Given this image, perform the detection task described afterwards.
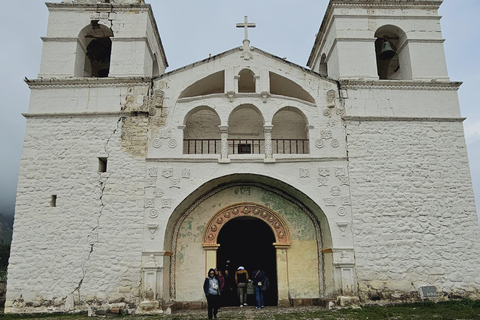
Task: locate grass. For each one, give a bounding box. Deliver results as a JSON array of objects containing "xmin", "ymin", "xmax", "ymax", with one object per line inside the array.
[{"xmin": 0, "ymin": 300, "xmax": 480, "ymax": 320}]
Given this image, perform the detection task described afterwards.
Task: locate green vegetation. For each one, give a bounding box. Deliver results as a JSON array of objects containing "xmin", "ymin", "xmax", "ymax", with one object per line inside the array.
[
  {"xmin": 1, "ymin": 300, "xmax": 480, "ymax": 319},
  {"xmin": 0, "ymin": 241, "xmax": 10, "ymax": 281}
]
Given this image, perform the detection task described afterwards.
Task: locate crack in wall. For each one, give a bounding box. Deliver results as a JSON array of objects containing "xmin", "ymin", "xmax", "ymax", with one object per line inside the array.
[{"xmin": 71, "ymin": 117, "xmax": 123, "ymax": 298}]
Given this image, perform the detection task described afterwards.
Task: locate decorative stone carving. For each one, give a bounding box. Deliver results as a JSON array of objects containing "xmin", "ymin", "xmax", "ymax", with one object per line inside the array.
[
  {"xmin": 168, "ymin": 139, "xmax": 177, "ymax": 149},
  {"xmin": 326, "ymin": 89, "xmax": 336, "ymax": 108},
  {"xmin": 327, "ymin": 119, "xmax": 337, "ymax": 128},
  {"xmin": 160, "ymin": 129, "xmax": 172, "ymax": 139},
  {"xmin": 337, "ymin": 207, "xmax": 347, "ymax": 216},
  {"xmin": 336, "ymin": 108, "xmax": 345, "ymax": 116},
  {"xmin": 315, "ymin": 139, "xmax": 324, "ymax": 148},
  {"xmin": 299, "ymin": 168, "xmax": 309, "ymax": 178},
  {"xmin": 341, "ymin": 196, "xmax": 352, "ymax": 206},
  {"xmin": 149, "ymin": 209, "xmax": 159, "ymax": 218},
  {"xmin": 337, "ymin": 222, "xmax": 349, "ymax": 237},
  {"xmin": 170, "ymin": 178, "xmax": 181, "ymax": 189},
  {"xmin": 318, "ymin": 167, "xmax": 330, "ymax": 177},
  {"xmin": 161, "ymin": 198, "xmax": 172, "ymax": 208},
  {"xmin": 334, "ymin": 167, "xmax": 346, "ymax": 177},
  {"xmin": 182, "ymin": 169, "xmax": 190, "ymax": 179},
  {"xmin": 145, "ymin": 198, "xmax": 155, "ymax": 208},
  {"xmin": 323, "ymin": 109, "xmax": 331, "ymax": 117},
  {"xmin": 324, "ymin": 198, "xmax": 335, "ymax": 206},
  {"xmin": 162, "ymin": 168, "xmax": 173, "ymax": 178},
  {"xmin": 331, "ymin": 186, "xmax": 341, "ymax": 196},
  {"xmin": 338, "ymin": 175, "xmax": 350, "ymax": 186},
  {"xmin": 146, "ymin": 176, "xmax": 157, "ymax": 187},
  {"xmin": 152, "ymin": 139, "xmax": 162, "ymax": 148},
  {"xmin": 153, "ymin": 90, "xmax": 164, "ymax": 108},
  {"xmin": 147, "ymin": 224, "xmax": 158, "ymax": 239},
  {"xmin": 203, "ymin": 203, "xmax": 291, "ymax": 247},
  {"xmin": 331, "ymin": 139, "xmax": 340, "ymax": 148},
  {"xmin": 148, "ymin": 167, "xmax": 158, "ymax": 177},
  {"xmin": 318, "ymin": 177, "xmax": 328, "ymax": 187},
  {"xmin": 154, "ymin": 188, "xmax": 164, "ymax": 198},
  {"xmin": 321, "ymin": 130, "xmax": 332, "ymax": 140}
]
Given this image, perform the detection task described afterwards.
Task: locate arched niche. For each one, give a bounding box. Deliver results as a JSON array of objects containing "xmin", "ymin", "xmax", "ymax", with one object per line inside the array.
[
  {"xmin": 271, "ymin": 107, "xmax": 309, "ymax": 154},
  {"xmin": 228, "ymin": 104, "xmax": 264, "ymax": 154},
  {"xmin": 164, "ymin": 175, "xmax": 334, "ymax": 304},
  {"xmin": 183, "ymin": 106, "xmax": 221, "ymax": 154},
  {"xmin": 269, "ymin": 72, "xmax": 315, "ymax": 103},
  {"xmin": 238, "ymin": 68, "xmax": 256, "ymax": 93},
  {"xmin": 375, "ymin": 25, "xmax": 411, "ymax": 80},
  {"xmin": 75, "ymin": 21, "xmax": 113, "ymax": 77},
  {"xmin": 179, "ymin": 71, "xmax": 225, "ymax": 98}
]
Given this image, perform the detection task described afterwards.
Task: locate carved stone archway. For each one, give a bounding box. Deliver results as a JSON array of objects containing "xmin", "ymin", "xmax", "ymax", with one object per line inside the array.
[
  {"xmin": 202, "ymin": 202, "xmax": 292, "ymax": 306},
  {"xmin": 202, "ymin": 202, "xmax": 291, "ymax": 247}
]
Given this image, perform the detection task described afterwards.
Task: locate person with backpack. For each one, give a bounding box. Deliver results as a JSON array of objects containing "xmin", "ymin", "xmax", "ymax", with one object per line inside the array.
[{"xmin": 235, "ymin": 266, "xmax": 249, "ymax": 307}]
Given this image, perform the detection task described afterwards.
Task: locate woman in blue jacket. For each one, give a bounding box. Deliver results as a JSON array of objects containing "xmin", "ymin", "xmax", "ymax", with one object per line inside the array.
[{"xmin": 203, "ymin": 268, "xmax": 221, "ymax": 319}]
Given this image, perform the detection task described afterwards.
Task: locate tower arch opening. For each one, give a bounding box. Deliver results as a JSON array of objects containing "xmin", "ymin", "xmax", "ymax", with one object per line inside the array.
[
  {"xmin": 374, "ymin": 25, "xmax": 411, "ymax": 80},
  {"xmin": 75, "ymin": 21, "xmax": 113, "ymax": 77}
]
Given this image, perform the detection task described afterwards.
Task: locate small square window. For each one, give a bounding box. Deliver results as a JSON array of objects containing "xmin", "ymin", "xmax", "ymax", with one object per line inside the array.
[
  {"xmin": 51, "ymin": 195, "xmax": 57, "ymax": 207},
  {"xmin": 238, "ymin": 144, "xmax": 251, "ymax": 154},
  {"xmin": 98, "ymin": 157, "xmax": 108, "ymax": 173}
]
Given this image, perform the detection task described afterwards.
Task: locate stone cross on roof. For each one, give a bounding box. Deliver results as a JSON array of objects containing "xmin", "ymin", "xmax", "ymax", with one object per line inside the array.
[{"xmin": 236, "ymin": 16, "xmax": 256, "ymax": 43}]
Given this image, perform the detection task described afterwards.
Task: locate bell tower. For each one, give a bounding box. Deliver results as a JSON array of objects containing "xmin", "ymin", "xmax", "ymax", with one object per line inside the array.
[
  {"xmin": 307, "ymin": 0, "xmax": 448, "ymax": 81},
  {"xmin": 39, "ymin": 0, "xmax": 167, "ymax": 78}
]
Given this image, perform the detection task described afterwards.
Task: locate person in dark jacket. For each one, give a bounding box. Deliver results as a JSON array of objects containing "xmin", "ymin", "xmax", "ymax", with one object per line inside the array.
[
  {"xmin": 203, "ymin": 268, "xmax": 221, "ymax": 319},
  {"xmin": 235, "ymin": 266, "xmax": 249, "ymax": 307},
  {"xmin": 252, "ymin": 268, "xmax": 266, "ymax": 309}
]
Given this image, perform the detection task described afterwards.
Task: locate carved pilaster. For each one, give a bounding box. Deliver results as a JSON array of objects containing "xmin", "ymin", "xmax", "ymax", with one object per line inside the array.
[
  {"xmin": 264, "ymin": 125, "xmax": 274, "ymax": 161},
  {"xmin": 219, "ymin": 125, "xmax": 230, "ymax": 163}
]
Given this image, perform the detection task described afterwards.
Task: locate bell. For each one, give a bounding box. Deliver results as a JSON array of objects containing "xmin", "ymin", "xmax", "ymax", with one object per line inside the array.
[{"xmin": 379, "ymin": 39, "xmax": 396, "ymax": 60}]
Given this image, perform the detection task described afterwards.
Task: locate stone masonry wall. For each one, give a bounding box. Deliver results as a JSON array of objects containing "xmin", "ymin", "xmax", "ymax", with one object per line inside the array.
[
  {"xmin": 346, "ymin": 120, "xmax": 480, "ymax": 301},
  {"xmin": 6, "ymin": 115, "xmax": 147, "ymax": 313}
]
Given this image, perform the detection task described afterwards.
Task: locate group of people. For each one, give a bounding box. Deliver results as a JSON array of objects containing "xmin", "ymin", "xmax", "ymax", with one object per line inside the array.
[{"xmin": 203, "ymin": 266, "xmax": 269, "ymax": 319}]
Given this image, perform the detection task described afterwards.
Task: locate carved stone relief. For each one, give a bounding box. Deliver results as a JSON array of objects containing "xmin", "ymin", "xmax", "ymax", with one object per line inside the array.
[
  {"xmin": 299, "ymin": 168, "xmax": 309, "ymax": 178},
  {"xmin": 182, "ymin": 169, "xmax": 191, "ymax": 179},
  {"xmin": 162, "ymin": 168, "xmax": 173, "ymax": 178},
  {"xmin": 203, "ymin": 203, "xmax": 291, "ymax": 247}
]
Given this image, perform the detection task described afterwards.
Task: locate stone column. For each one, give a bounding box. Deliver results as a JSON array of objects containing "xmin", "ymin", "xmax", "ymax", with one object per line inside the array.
[
  {"xmin": 204, "ymin": 244, "xmax": 220, "ymax": 275},
  {"xmin": 264, "ymin": 125, "xmax": 274, "ymax": 162},
  {"xmin": 218, "ymin": 125, "xmax": 230, "ymax": 163},
  {"xmin": 332, "ymin": 250, "xmax": 357, "ymax": 295},
  {"xmin": 275, "ymin": 244, "xmax": 290, "ymax": 306}
]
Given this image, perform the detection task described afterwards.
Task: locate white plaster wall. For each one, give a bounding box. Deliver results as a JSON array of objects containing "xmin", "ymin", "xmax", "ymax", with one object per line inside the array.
[
  {"xmin": 347, "ymin": 120, "xmax": 480, "ymax": 298},
  {"xmin": 6, "ymin": 115, "xmax": 146, "ymax": 311},
  {"xmin": 343, "ymin": 85, "xmax": 462, "ymax": 119}
]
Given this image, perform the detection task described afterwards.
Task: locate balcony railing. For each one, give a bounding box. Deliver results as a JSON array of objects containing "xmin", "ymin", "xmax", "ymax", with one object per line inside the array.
[
  {"xmin": 272, "ymin": 139, "xmax": 309, "ymax": 154},
  {"xmin": 183, "ymin": 139, "xmax": 221, "ymax": 154},
  {"xmin": 183, "ymin": 139, "xmax": 309, "ymax": 155}
]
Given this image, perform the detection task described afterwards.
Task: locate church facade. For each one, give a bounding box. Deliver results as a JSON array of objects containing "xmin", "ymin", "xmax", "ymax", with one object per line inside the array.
[{"xmin": 6, "ymin": 0, "xmax": 480, "ymax": 314}]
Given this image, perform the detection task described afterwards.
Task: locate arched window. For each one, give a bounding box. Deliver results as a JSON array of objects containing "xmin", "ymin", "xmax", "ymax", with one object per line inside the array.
[
  {"xmin": 238, "ymin": 69, "xmax": 256, "ymax": 93},
  {"xmin": 374, "ymin": 25, "xmax": 411, "ymax": 80},
  {"xmin": 75, "ymin": 21, "xmax": 113, "ymax": 77},
  {"xmin": 228, "ymin": 104, "xmax": 264, "ymax": 154},
  {"xmin": 272, "ymin": 108, "xmax": 309, "ymax": 154},
  {"xmin": 183, "ymin": 107, "xmax": 221, "ymax": 154}
]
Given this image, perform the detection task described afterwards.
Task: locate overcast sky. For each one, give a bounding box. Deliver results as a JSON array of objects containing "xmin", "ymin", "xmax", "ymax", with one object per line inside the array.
[{"xmin": 0, "ymin": 1, "xmax": 478, "ymax": 223}]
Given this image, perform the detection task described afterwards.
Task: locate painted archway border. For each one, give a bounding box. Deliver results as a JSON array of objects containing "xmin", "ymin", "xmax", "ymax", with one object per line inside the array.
[{"xmin": 202, "ymin": 202, "xmax": 291, "ymax": 247}]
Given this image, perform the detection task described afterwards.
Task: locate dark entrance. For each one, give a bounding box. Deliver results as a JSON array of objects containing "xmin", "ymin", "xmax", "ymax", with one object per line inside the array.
[{"xmin": 217, "ymin": 217, "xmax": 278, "ymax": 306}]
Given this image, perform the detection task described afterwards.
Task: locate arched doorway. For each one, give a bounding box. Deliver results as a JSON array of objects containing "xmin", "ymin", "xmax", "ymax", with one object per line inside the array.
[{"xmin": 217, "ymin": 217, "xmax": 278, "ymax": 306}]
